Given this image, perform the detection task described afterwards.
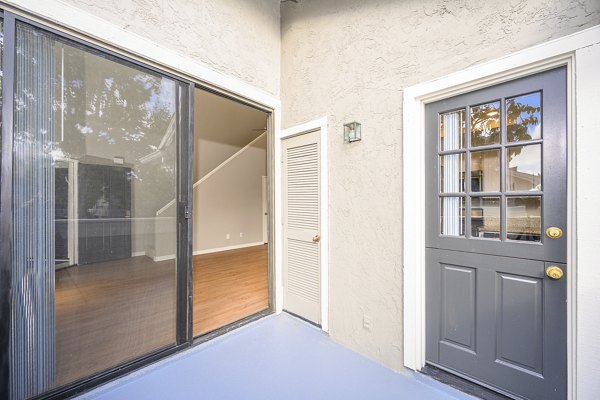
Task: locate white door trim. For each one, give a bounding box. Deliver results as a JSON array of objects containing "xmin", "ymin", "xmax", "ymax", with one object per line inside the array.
[
  {"xmin": 403, "ymin": 24, "xmax": 600, "ymax": 400},
  {"xmin": 277, "ymin": 117, "xmax": 329, "ymax": 332}
]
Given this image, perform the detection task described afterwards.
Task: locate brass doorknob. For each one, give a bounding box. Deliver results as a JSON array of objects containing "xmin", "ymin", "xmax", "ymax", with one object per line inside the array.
[
  {"xmin": 545, "ymin": 227, "xmax": 563, "ymax": 239},
  {"xmin": 546, "ymin": 266, "xmax": 564, "ymax": 280},
  {"xmin": 312, "ymin": 234, "xmax": 320, "ymax": 243}
]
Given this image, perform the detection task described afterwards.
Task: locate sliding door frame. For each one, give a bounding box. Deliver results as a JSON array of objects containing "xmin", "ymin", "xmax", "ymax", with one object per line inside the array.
[
  {"xmin": 190, "ymin": 84, "xmax": 276, "ymax": 344},
  {"xmin": 0, "ymin": 10, "xmax": 195, "ymax": 400},
  {"xmin": 179, "ymin": 83, "xmax": 195, "ymax": 345}
]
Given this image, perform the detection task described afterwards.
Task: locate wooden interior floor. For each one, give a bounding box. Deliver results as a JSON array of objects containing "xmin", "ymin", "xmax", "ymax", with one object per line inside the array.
[
  {"xmin": 55, "ymin": 244, "xmax": 268, "ymax": 387},
  {"xmin": 193, "ymin": 245, "xmax": 269, "ymax": 336}
]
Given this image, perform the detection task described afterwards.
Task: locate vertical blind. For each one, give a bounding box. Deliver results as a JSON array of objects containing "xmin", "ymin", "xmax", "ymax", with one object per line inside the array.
[
  {"xmin": 442, "ymin": 112, "xmax": 462, "ymax": 236},
  {"xmin": 11, "ymin": 23, "xmax": 57, "ymax": 399}
]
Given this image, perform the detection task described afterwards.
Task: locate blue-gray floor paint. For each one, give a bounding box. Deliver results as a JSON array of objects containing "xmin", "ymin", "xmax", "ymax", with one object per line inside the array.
[{"xmin": 79, "ymin": 313, "xmax": 473, "ymax": 399}]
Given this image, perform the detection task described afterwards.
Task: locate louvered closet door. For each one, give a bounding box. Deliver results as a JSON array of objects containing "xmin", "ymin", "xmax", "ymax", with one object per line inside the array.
[{"xmin": 282, "ymin": 129, "xmax": 321, "ymax": 324}]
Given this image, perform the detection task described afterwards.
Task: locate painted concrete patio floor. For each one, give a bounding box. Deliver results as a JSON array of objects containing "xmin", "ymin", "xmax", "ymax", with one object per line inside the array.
[{"xmin": 79, "ymin": 313, "xmax": 474, "ymax": 400}]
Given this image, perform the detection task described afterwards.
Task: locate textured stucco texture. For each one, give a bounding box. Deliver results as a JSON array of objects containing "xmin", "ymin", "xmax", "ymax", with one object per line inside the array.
[
  {"xmin": 61, "ymin": 0, "xmax": 281, "ymax": 96},
  {"xmin": 281, "ymin": 0, "xmax": 600, "ymax": 372}
]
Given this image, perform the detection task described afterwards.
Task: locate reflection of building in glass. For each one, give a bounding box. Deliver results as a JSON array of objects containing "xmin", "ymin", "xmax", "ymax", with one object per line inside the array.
[{"xmin": 507, "ymin": 166, "xmax": 542, "ymax": 191}]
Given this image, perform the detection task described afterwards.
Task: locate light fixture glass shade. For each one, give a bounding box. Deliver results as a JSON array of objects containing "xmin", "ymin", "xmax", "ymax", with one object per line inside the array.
[{"xmin": 344, "ymin": 122, "xmax": 361, "ymax": 142}]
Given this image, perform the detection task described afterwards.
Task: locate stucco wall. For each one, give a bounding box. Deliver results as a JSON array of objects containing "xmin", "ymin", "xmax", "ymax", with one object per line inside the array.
[
  {"xmin": 281, "ymin": 0, "xmax": 600, "ymax": 372},
  {"xmin": 58, "ymin": 0, "xmax": 281, "ymax": 96}
]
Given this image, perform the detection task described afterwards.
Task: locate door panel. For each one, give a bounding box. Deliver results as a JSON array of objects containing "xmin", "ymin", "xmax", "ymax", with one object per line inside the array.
[
  {"xmin": 440, "ymin": 265, "xmax": 476, "ymax": 351},
  {"xmin": 427, "ymin": 249, "xmax": 567, "ymax": 399},
  {"xmin": 496, "ymin": 272, "xmax": 543, "ymax": 375},
  {"xmin": 425, "ymin": 67, "xmax": 567, "ymax": 400},
  {"xmin": 283, "ymin": 130, "xmax": 321, "ymax": 324}
]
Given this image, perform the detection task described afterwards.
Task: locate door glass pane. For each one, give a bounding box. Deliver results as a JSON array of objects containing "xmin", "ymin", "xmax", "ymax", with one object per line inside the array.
[
  {"xmin": 440, "ymin": 197, "xmax": 465, "ymax": 236},
  {"xmin": 470, "ymin": 101, "xmax": 500, "ymax": 147},
  {"xmin": 506, "ymin": 196, "xmax": 542, "ymax": 241},
  {"xmin": 440, "ymin": 153, "xmax": 465, "ymax": 193},
  {"xmin": 440, "ymin": 109, "xmax": 465, "ymax": 151},
  {"xmin": 506, "ymin": 144, "xmax": 542, "ymax": 192},
  {"xmin": 11, "ymin": 22, "xmax": 182, "ymax": 395},
  {"xmin": 470, "ymin": 149, "xmax": 500, "ymax": 192},
  {"xmin": 507, "ymin": 92, "xmax": 541, "ymax": 142},
  {"xmin": 471, "ymin": 196, "xmax": 500, "ymax": 239}
]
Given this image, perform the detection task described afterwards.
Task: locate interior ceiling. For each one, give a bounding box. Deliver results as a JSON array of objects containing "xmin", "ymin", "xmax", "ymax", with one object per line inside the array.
[{"xmin": 195, "ymin": 88, "xmax": 267, "ymax": 148}]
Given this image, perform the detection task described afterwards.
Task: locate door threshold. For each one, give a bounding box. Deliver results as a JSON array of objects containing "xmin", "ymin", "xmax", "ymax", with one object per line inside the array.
[
  {"xmin": 193, "ymin": 309, "xmax": 273, "ymax": 345},
  {"xmin": 283, "ymin": 310, "xmax": 321, "ymax": 329},
  {"xmin": 421, "ymin": 364, "xmax": 516, "ymax": 400}
]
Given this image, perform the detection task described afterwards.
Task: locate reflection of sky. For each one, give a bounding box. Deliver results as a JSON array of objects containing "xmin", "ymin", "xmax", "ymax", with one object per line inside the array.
[
  {"xmin": 509, "ymin": 145, "xmax": 540, "ymax": 175},
  {"xmin": 136, "ymin": 74, "xmax": 176, "ymax": 114},
  {"xmin": 509, "ymin": 92, "xmax": 541, "ymax": 138}
]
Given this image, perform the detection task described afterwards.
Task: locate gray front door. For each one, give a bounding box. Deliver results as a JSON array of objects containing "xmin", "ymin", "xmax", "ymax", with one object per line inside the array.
[{"xmin": 425, "ymin": 67, "xmax": 567, "ymax": 400}]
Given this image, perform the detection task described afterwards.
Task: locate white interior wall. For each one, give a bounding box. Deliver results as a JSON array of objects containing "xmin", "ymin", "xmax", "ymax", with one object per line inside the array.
[
  {"xmin": 194, "ymin": 90, "xmax": 268, "ymax": 181},
  {"xmin": 193, "ymin": 135, "xmax": 267, "ymax": 253},
  {"xmin": 192, "ymin": 89, "xmax": 268, "ymax": 253},
  {"xmin": 281, "ymin": 0, "xmax": 600, "ymax": 373}
]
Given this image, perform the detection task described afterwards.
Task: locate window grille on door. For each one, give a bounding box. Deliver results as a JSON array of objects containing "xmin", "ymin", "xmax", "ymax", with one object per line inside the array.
[{"xmin": 438, "ymin": 92, "xmax": 543, "ymax": 242}]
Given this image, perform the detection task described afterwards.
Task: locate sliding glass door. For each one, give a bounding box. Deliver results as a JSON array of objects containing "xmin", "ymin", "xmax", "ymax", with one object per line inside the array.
[{"xmin": 1, "ymin": 15, "xmax": 192, "ymax": 399}]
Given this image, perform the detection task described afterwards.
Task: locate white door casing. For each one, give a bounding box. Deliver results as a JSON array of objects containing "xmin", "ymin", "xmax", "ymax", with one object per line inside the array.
[
  {"xmin": 402, "ymin": 25, "xmax": 600, "ymax": 400},
  {"xmin": 262, "ymin": 175, "xmax": 268, "ymax": 244},
  {"xmin": 278, "ymin": 117, "xmax": 328, "ymax": 331}
]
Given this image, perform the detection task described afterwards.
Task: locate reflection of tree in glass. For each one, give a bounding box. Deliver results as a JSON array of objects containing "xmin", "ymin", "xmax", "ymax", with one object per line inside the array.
[
  {"xmin": 58, "ymin": 46, "xmax": 175, "ymax": 165},
  {"xmin": 13, "ymin": 27, "xmax": 179, "ymax": 219},
  {"xmin": 470, "ymin": 97, "xmax": 541, "ymax": 159},
  {"xmin": 54, "ymin": 45, "xmax": 178, "ymax": 215},
  {"xmin": 470, "ymin": 102, "xmax": 500, "ymax": 147},
  {"xmin": 506, "ymin": 95, "xmax": 541, "ymax": 156}
]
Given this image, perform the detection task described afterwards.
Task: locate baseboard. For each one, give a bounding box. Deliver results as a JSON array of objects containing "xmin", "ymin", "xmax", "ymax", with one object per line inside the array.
[
  {"xmin": 152, "ymin": 254, "xmax": 176, "ymax": 262},
  {"xmin": 133, "ymin": 242, "xmax": 265, "ymax": 261},
  {"xmin": 193, "ymin": 242, "xmax": 265, "ymax": 256}
]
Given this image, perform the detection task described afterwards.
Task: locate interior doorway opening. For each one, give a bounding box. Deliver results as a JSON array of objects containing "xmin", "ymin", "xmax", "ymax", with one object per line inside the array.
[{"xmin": 190, "ymin": 88, "xmax": 271, "ymax": 337}]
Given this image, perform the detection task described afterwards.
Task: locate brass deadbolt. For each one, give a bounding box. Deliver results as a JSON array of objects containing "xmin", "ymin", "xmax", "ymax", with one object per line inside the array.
[
  {"xmin": 546, "ymin": 266, "xmax": 564, "ymax": 280},
  {"xmin": 545, "ymin": 227, "xmax": 563, "ymax": 239},
  {"xmin": 312, "ymin": 234, "xmax": 321, "ymax": 243}
]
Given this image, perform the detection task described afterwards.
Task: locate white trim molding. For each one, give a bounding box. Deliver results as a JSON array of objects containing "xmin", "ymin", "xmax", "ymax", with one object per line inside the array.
[
  {"xmin": 402, "ymin": 25, "xmax": 600, "ymax": 400},
  {"xmin": 193, "ymin": 242, "xmax": 266, "ymax": 256},
  {"xmin": 277, "ymin": 117, "xmax": 329, "ymax": 332}
]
